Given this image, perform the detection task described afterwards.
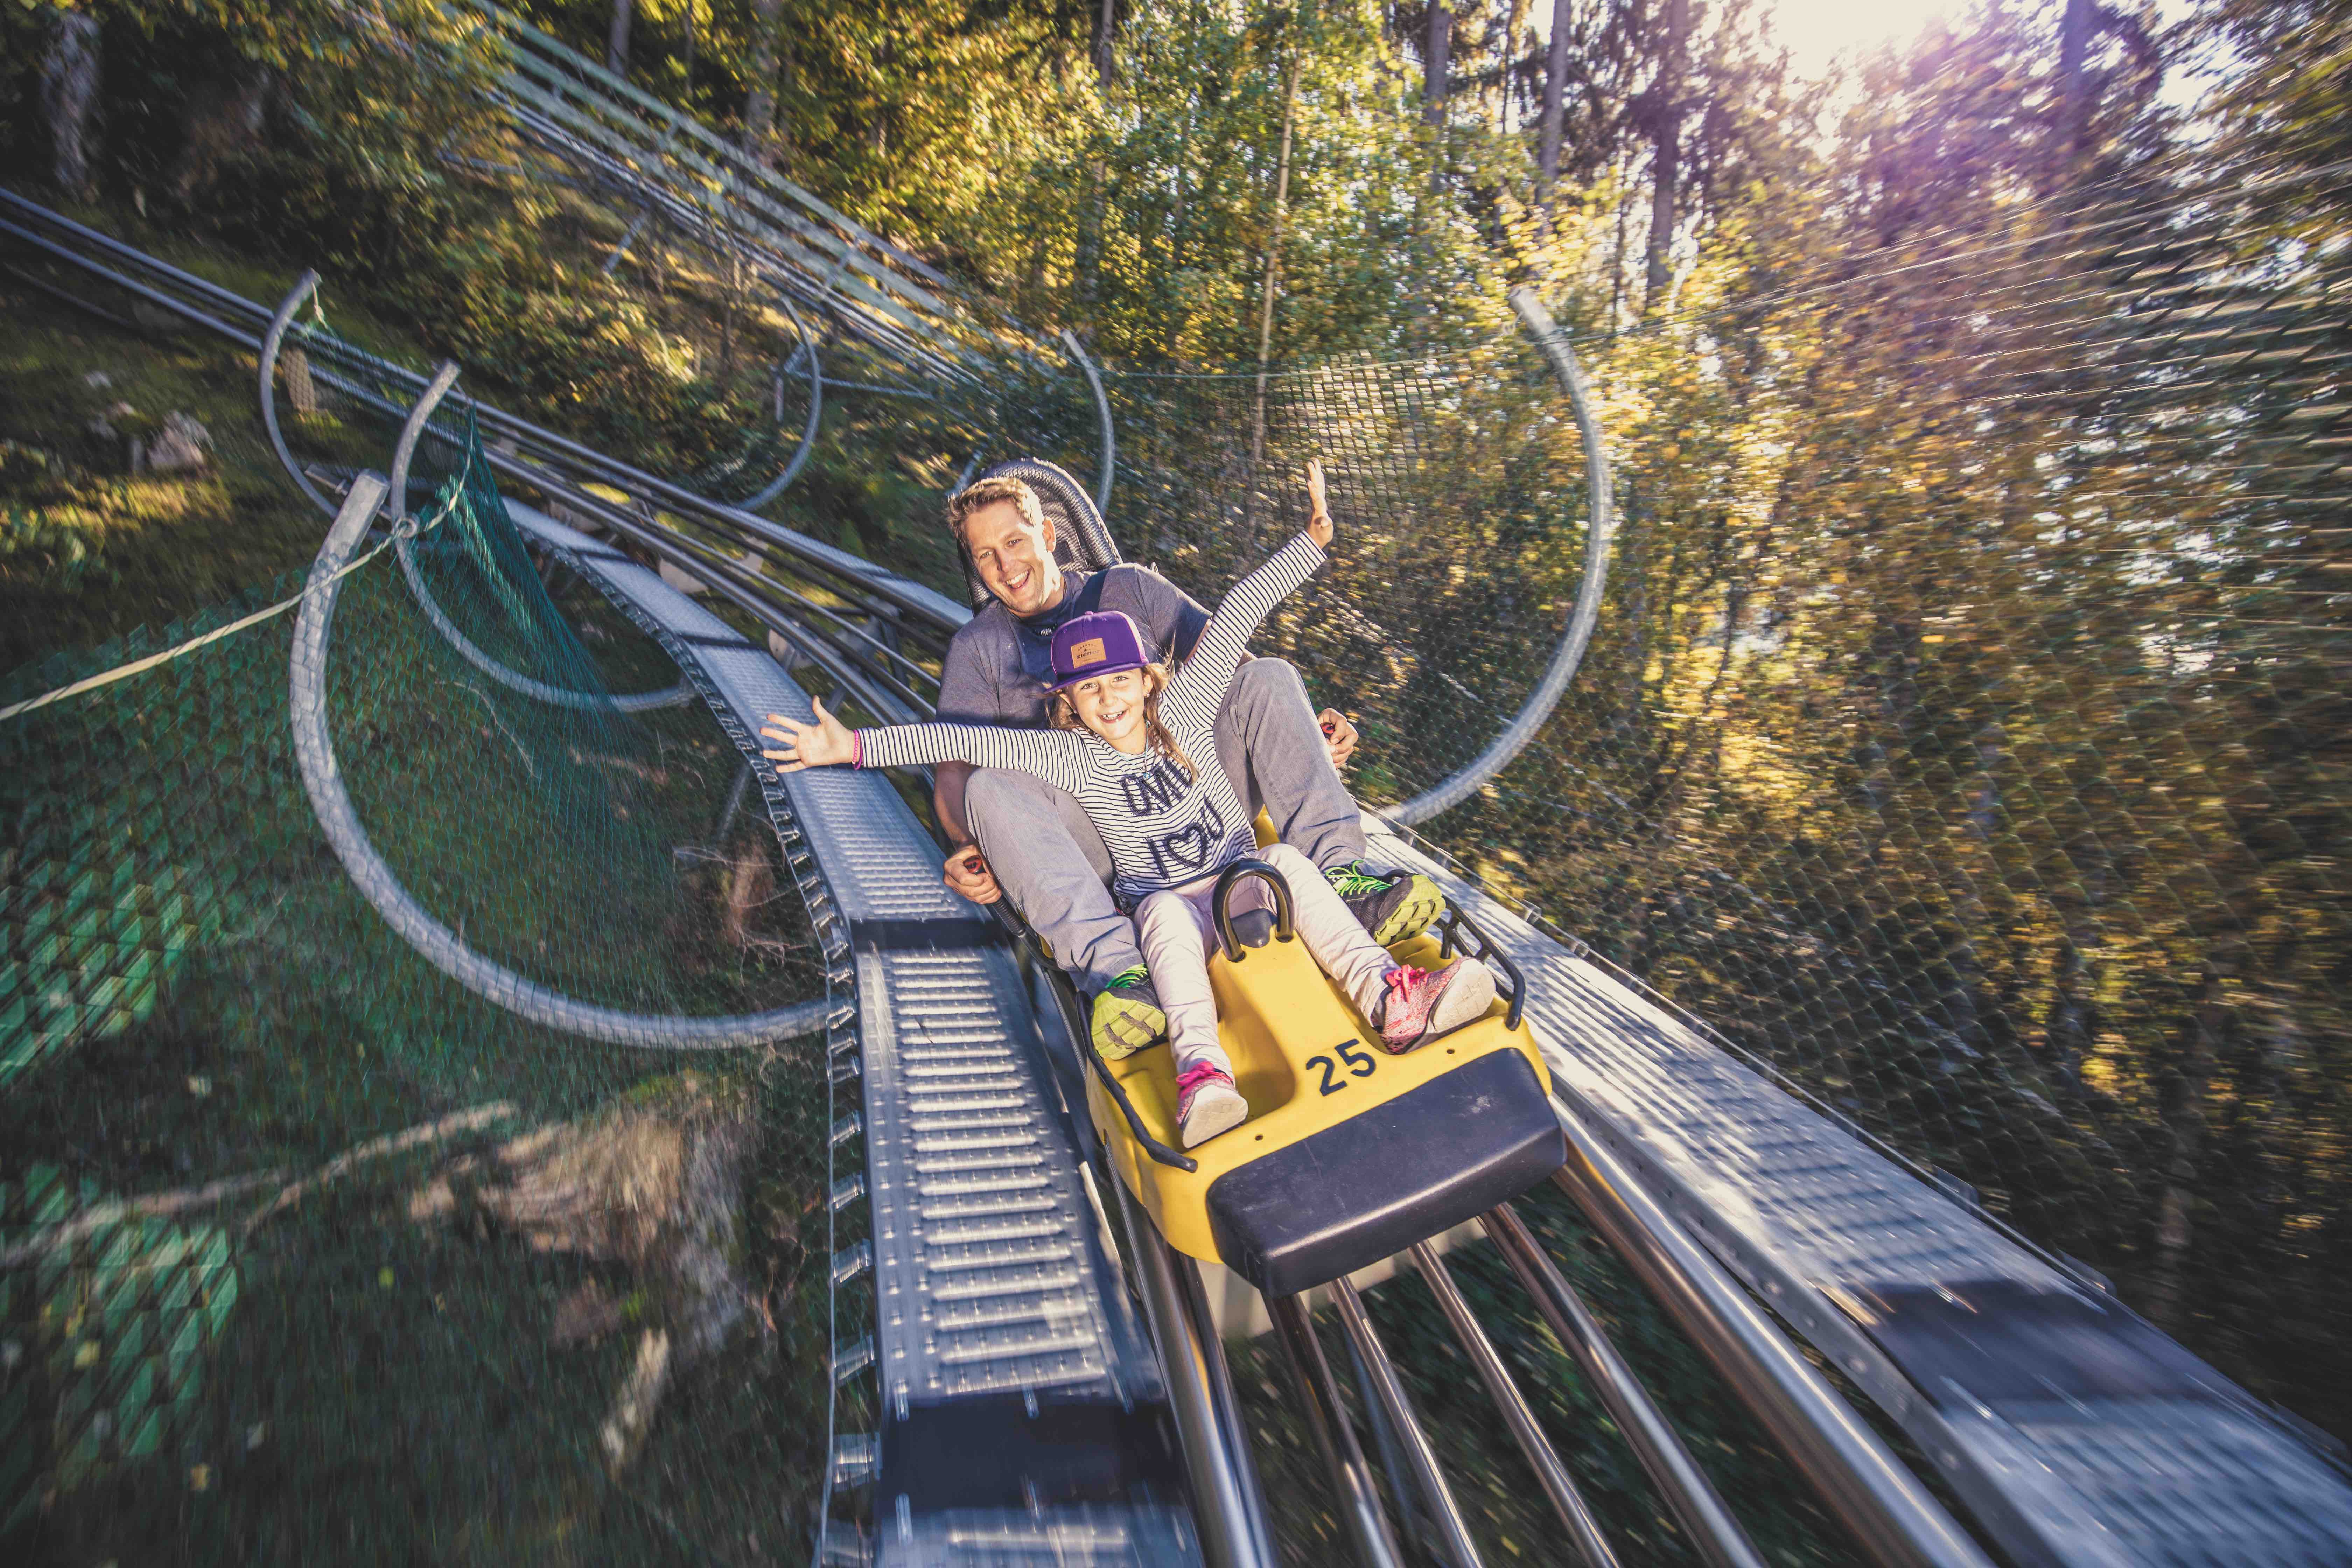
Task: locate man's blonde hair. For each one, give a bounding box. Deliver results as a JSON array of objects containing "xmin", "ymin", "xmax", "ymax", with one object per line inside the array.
[{"xmin": 947, "ymin": 475, "xmax": 1045, "ymax": 544}]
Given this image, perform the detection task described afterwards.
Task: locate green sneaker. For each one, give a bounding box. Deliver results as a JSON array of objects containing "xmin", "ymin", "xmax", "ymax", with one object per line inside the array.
[
  {"xmin": 1091, "ymin": 965, "xmax": 1166, "ymax": 1059},
  {"xmin": 1328, "ymin": 861, "xmax": 1443, "ymax": 946}
]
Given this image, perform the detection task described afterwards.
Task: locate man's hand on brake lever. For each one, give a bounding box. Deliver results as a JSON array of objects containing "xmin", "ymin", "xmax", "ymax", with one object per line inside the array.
[
  {"xmin": 943, "ymin": 845, "xmax": 1001, "ymax": 904},
  {"xmin": 1319, "ymin": 709, "xmax": 1359, "ymax": 770}
]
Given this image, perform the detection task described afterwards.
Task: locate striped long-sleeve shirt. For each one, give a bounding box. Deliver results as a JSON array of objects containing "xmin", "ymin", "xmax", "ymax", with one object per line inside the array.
[{"xmin": 858, "ymin": 532, "xmax": 1328, "ymax": 904}]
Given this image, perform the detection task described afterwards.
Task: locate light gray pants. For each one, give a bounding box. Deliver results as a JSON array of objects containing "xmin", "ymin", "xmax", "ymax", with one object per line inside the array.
[
  {"xmin": 964, "ymin": 658, "xmax": 1368, "ymax": 992},
  {"xmin": 1137, "ymin": 842, "xmax": 1395, "ymax": 1080}
]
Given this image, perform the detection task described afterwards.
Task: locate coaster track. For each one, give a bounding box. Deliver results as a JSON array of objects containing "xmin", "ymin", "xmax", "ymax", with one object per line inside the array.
[{"xmin": 9, "ymin": 165, "xmax": 2352, "ymax": 1568}]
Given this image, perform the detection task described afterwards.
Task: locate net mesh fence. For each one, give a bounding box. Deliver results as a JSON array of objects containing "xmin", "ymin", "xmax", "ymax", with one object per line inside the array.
[
  {"xmin": 0, "ymin": 408, "xmax": 842, "ymax": 1557},
  {"xmin": 8, "ymin": 64, "xmax": 2352, "ymax": 1556},
  {"xmin": 922, "ymin": 153, "xmax": 2352, "ymax": 1447}
]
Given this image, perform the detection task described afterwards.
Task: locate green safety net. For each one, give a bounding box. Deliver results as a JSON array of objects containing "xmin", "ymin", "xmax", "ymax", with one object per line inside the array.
[{"xmin": 0, "ymin": 407, "xmax": 839, "ymax": 1557}]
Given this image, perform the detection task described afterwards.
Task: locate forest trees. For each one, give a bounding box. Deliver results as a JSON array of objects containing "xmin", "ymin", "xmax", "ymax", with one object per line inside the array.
[{"xmin": 3, "ymin": 0, "xmax": 2346, "ymax": 1437}]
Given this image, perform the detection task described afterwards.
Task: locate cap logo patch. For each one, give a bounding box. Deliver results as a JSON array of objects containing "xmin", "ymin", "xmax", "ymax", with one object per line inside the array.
[{"xmin": 1070, "ymin": 637, "xmax": 1107, "ymax": 666}]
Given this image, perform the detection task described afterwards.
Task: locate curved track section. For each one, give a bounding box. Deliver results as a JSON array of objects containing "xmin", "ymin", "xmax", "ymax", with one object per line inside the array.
[
  {"xmin": 259, "ymin": 272, "xmax": 699, "ymax": 714},
  {"xmin": 22, "ymin": 188, "xmax": 2352, "ymax": 1567},
  {"xmin": 287, "ymin": 471, "xmax": 829, "ymax": 1049},
  {"xmin": 1385, "ymin": 286, "xmax": 1615, "ymax": 827}
]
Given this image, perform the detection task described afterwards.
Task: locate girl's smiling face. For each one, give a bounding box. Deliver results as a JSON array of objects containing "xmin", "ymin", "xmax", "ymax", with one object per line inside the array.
[{"xmin": 1065, "ymin": 667, "xmax": 1150, "ymax": 752}]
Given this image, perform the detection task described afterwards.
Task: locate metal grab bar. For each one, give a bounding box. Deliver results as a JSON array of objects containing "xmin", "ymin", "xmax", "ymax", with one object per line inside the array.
[{"xmin": 1213, "ymin": 858, "xmax": 1296, "ymax": 962}]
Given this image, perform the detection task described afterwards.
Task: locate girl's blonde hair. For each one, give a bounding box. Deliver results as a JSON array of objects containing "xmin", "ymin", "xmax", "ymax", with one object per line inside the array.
[{"xmin": 1052, "ymin": 663, "xmax": 1199, "ymax": 781}]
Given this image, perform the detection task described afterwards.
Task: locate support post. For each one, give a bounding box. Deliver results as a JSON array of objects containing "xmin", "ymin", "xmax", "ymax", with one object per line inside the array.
[{"xmin": 258, "ymin": 271, "xmax": 336, "ymax": 520}]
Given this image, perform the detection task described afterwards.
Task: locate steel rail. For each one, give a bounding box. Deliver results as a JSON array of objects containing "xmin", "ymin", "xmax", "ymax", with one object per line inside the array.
[
  {"xmin": 1330, "ymin": 1277, "xmax": 1484, "ymax": 1568},
  {"xmin": 467, "ymin": 0, "xmax": 967, "ymax": 300},
  {"xmin": 1061, "ymin": 327, "xmax": 1118, "ymax": 517},
  {"xmin": 257, "ymin": 269, "xmax": 341, "ymax": 518},
  {"xmin": 0, "ymin": 189, "xmax": 276, "ymax": 325},
  {"xmin": 254, "ymin": 333, "xmax": 934, "ymax": 714},
  {"xmin": 493, "ymin": 94, "xmax": 978, "ymax": 385},
  {"xmin": 0, "ymin": 215, "xmax": 262, "ymax": 349},
  {"xmin": 1479, "ymin": 1203, "xmax": 1768, "ymax": 1568},
  {"xmin": 1387, "ymin": 285, "xmax": 1616, "ymax": 825},
  {"xmin": 1267, "ymin": 1292, "xmax": 1408, "ymax": 1568},
  {"xmin": 0, "ymin": 190, "xmax": 969, "ymax": 635},
  {"xmin": 262, "ymin": 278, "xmax": 700, "ymax": 713},
  {"xmin": 288, "ymin": 456, "xmax": 827, "ymax": 1050},
  {"xmin": 1108, "ymin": 1169, "xmax": 1280, "ymax": 1568},
  {"xmin": 737, "ymin": 291, "xmax": 825, "ymax": 509},
  {"xmin": 1410, "ymin": 1240, "xmax": 1622, "ymax": 1568},
  {"xmin": 1547, "ymin": 1098, "xmax": 1996, "ymax": 1568},
  {"xmin": 257, "ymin": 315, "xmax": 908, "ymax": 710},
  {"xmin": 500, "ymin": 492, "xmax": 924, "ymax": 729}
]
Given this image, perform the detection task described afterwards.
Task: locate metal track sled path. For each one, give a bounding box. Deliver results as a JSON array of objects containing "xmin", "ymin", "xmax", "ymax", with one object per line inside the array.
[{"xmin": 9, "ymin": 77, "xmax": 2352, "ymax": 1568}]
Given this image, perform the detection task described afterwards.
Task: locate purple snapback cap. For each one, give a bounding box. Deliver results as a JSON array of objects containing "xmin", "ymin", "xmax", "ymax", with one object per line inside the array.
[{"xmin": 1050, "ymin": 610, "xmax": 1151, "ymax": 689}]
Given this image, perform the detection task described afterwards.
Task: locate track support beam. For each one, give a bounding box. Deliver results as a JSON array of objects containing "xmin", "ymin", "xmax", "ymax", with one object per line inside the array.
[
  {"xmin": 1268, "ymin": 1292, "xmax": 1407, "ymax": 1568},
  {"xmin": 1411, "ymin": 1239, "xmax": 1621, "ymax": 1568}
]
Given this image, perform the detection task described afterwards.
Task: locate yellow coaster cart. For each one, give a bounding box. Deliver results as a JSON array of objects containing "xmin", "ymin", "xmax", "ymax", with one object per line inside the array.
[{"xmin": 1076, "ymin": 854, "xmax": 1565, "ymax": 1300}]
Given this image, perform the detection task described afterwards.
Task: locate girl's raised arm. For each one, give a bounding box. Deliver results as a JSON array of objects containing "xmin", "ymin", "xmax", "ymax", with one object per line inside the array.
[{"xmin": 1163, "ymin": 460, "xmax": 1334, "ymax": 728}]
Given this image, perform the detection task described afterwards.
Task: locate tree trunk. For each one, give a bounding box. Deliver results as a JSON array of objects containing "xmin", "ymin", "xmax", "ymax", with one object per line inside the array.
[
  {"xmin": 1642, "ymin": 0, "xmax": 1689, "ymax": 314},
  {"xmin": 2147, "ymin": 967, "xmax": 2225, "ymax": 1330},
  {"xmin": 41, "ymin": 6, "xmax": 101, "ymax": 201},
  {"xmin": 1091, "ymin": 0, "xmax": 1118, "ymax": 83},
  {"xmin": 1414, "ymin": 2, "xmax": 1454, "ymax": 339},
  {"xmin": 743, "ymin": 0, "xmax": 784, "ymax": 164},
  {"xmin": 2056, "ymin": 0, "xmax": 2096, "ymax": 165},
  {"xmin": 607, "ymin": 0, "xmax": 635, "ymax": 78},
  {"xmin": 1535, "ymin": 0, "xmax": 1573, "ymax": 230},
  {"xmin": 1423, "ymin": 4, "xmax": 1453, "ymax": 128}
]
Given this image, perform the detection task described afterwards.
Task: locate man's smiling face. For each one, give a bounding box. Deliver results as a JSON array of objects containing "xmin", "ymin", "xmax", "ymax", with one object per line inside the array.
[{"xmin": 964, "ymin": 499, "xmax": 1063, "ymax": 617}]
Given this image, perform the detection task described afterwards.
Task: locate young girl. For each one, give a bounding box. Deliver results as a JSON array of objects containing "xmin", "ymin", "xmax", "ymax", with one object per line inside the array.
[{"xmin": 760, "ymin": 462, "xmax": 1495, "ymax": 1148}]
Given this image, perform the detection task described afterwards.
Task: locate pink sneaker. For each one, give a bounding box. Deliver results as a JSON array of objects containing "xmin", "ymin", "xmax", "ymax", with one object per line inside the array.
[
  {"xmin": 1377, "ymin": 959, "xmax": 1498, "ymax": 1052},
  {"xmin": 1176, "ymin": 1064, "xmax": 1249, "ymax": 1148}
]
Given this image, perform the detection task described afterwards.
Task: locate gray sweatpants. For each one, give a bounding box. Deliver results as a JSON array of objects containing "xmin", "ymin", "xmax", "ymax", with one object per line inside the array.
[
  {"xmin": 963, "ymin": 658, "xmax": 1369, "ymax": 992},
  {"xmin": 1138, "ymin": 842, "xmax": 1396, "ymax": 1081}
]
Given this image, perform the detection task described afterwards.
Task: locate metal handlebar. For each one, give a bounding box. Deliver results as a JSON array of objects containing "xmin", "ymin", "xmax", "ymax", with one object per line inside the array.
[{"xmin": 1213, "ymin": 858, "xmax": 1296, "ymax": 962}]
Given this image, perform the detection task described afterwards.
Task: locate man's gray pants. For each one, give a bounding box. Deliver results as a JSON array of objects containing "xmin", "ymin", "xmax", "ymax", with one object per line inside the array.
[{"xmin": 964, "ymin": 658, "xmax": 1368, "ymax": 994}]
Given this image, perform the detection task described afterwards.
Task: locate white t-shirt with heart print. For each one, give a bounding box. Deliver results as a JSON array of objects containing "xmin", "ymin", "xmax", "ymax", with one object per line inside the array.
[{"xmin": 854, "ymin": 532, "xmax": 1328, "ymax": 906}]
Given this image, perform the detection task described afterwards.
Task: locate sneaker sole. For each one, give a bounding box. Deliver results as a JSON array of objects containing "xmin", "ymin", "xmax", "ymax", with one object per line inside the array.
[
  {"xmin": 1093, "ymin": 996, "xmax": 1166, "ymax": 1059},
  {"xmin": 1426, "ymin": 960, "xmax": 1497, "ymax": 1036},
  {"xmin": 1370, "ymin": 876, "xmax": 1445, "ymax": 946},
  {"xmin": 1181, "ymin": 1085, "xmax": 1250, "ymax": 1148},
  {"xmin": 1380, "ymin": 960, "xmax": 1498, "ymax": 1052}
]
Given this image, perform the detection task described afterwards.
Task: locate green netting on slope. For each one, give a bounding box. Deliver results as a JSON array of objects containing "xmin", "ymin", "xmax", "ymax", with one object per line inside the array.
[{"xmin": 0, "ymin": 426, "xmax": 839, "ymax": 1559}]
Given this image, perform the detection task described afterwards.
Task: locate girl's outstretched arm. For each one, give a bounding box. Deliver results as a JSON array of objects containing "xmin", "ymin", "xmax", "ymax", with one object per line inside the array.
[{"xmin": 761, "ymin": 702, "xmax": 1090, "ymax": 795}]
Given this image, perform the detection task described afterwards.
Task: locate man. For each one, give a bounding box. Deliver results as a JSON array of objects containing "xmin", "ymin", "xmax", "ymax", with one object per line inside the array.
[{"xmin": 931, "ymin": 474, "xmax": 1442, "ymax": 1057}]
